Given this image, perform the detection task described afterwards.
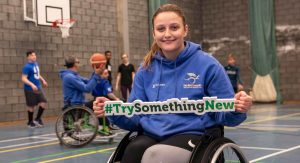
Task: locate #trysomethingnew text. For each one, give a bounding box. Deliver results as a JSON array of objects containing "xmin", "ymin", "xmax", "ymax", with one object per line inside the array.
[{"xmin": 104, "ymin": 97, "xmax": 235, "ymax": 117}]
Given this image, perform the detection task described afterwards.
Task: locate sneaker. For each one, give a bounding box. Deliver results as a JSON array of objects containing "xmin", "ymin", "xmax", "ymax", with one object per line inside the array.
[
  {"xmin": 109, "ymin": 124, "xmax": 119, "ymax": 130},
  {"xmin": 27, "ymin": 121, "xmax": 36, "ymax": 128},
  {"xmin": 34, "ymin": 119, "xmax": 44, "ymax": 127}
]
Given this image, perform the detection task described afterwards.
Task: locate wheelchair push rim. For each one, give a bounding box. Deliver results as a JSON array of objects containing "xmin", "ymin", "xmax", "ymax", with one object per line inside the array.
[{"xmin": 198, "ymin": 137, "xmax": 248, "ymax": 163}]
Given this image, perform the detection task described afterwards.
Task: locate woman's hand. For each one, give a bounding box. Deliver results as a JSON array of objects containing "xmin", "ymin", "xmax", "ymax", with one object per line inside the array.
[
  {"xmin": 234, "ymin": 91, "xmax": 252, "ymax": 113},
  {"xmin": 93, "ymin": 96, "xmax": 110, "ymax": 117}
]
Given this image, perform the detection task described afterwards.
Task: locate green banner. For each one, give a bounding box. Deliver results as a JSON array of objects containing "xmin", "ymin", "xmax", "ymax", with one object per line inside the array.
[{"xmin": 248, "ymin": 0, "xmax": 281, "ymax": 103}]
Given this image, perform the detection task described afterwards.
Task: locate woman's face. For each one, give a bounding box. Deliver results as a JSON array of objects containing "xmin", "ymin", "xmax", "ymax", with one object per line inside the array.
[
  {"xmin": 153, "ymin": 11, "xmax": 188, "ymax": 57},
  {"xmin": 121, "ymin": 54, "xmax": 129, "ymax": 63}
]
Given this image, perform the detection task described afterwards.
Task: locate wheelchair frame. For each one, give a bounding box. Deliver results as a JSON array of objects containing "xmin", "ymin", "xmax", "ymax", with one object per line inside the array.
[{"xmin": 55, "ymin": 105, "xmax": 117, "ymax": 148}]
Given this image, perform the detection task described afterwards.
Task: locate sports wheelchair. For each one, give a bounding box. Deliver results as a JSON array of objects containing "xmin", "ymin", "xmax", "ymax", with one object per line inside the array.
[
  {"xmin": 107, "ymin": 126, "xmax": 248, "ymax": 163},
  {"xmin": 55, "ymin": 105, "xmax": 117, "ymax": 147}
]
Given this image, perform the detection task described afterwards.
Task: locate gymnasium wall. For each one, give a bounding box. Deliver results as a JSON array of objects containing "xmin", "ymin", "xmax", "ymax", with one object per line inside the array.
[
  {"xmin": 197, "ymin": 0, "xmax": 300, "ymax": 102},
  {"xmin": 0, "ymin": 0, "xmax": 122, "ymax": 122}
]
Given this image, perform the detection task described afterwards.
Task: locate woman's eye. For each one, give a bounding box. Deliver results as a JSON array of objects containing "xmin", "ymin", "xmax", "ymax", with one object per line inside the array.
[
  {"xmin": 156, "ymin": 27, "xmax": 165, "ymax": 32},
  {"xmin": 170, "ymin": 26, "xmax": 179, "ymax": 31}
]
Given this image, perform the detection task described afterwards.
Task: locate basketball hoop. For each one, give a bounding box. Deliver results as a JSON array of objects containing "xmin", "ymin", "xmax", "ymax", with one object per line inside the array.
[{"xmin": 52, "ymin": 19, "xmax": 76, "ymax": 38}]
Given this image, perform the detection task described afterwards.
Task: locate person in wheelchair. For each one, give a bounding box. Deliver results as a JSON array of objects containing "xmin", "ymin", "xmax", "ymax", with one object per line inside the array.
[
  {"xmin": 59, "ymin": 55, "xmax": 105, "ymax": 108},
  {"xmin": 94, "ymin": 4, "xmax": 252, "ymax": 163}
]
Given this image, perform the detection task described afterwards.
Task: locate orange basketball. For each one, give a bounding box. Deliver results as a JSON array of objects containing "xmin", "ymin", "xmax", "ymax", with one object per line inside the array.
[{"xmin": 90, "ymin": 53, "xmax": 106, "ymax": 68}]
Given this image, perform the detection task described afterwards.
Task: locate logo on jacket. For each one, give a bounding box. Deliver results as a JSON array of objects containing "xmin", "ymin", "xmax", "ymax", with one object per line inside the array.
[
  {"xmin": 185, "ymin": 73, "xmax": 199, "ymax": 84},
  {"xmin": 184, "ymin": 73, "xmax": 202, "ymax": 89},
  {"xmin": 153, "ymin": 83, "xmax": 166, "ymax": 88}
]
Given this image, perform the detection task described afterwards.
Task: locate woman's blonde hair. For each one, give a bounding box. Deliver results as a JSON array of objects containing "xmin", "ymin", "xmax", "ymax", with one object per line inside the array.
[{"xmin": 143, "ymin": 4, "xmax": 186, "ymax": 68}]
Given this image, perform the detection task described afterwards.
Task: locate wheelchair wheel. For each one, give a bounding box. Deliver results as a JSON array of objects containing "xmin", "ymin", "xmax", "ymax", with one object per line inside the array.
[
  {"xmin": 211, "ymin": 142, "xmax": 247, "ymax": 163},
  {"xmin": 55, "ymin": 105, "xmax": 99, "ymax": 148},
  {"xmin": 200, "ymin": 137, "xmax": 248, "ymax": 163},
  {"xmin": 107, "ymin": 132, "xmax": 139, "ymax": 163}
]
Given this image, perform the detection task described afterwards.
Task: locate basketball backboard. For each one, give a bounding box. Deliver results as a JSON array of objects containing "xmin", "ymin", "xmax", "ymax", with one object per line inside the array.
[{"xmin": 23, "ymin": 0, "xmax": 71, "ymax": 26}]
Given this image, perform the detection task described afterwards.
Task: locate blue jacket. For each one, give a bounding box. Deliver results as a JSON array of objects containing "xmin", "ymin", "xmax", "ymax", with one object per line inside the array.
[
  {"xmin": 109, "ymin": 41, "xmax": 246, "ymax": 140},
  {"xmin": 59, "ymin": 70, "xmax": 101, "ymax": 105}
]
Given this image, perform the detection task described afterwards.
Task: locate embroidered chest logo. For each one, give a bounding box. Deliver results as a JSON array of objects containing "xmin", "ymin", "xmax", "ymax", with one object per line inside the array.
[
  {"xmin": 185, "ymin": 73, "xmax": 199, "ymax": 84},
  {"xmin": 184, "ymin": 73, "xmax": 202, "ymax": 89}
]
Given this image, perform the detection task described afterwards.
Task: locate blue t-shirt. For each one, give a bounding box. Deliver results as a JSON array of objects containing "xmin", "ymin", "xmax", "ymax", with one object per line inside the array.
[
  {"xmin": 92, "ymin": 79, "xmax": 113, "ymax": 97},
  {"xmin": 22, "ymin": 62, "xmax": 41, "ymax": 91}
]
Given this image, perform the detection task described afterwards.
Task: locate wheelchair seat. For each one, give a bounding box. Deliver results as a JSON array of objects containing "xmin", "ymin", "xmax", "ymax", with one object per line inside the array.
[{"xmin": 107, "ymin": 126, "xmax": 248, "ymax": 163}]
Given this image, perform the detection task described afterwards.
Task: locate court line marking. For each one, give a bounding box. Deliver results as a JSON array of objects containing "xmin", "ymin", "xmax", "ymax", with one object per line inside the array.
[
  {"xmin": 0, "ymin": 133, "xmax": 56, "ymax": 143},
  {"xmin": 249, "ymin": 145, "xmax": 300, "ymax": 163},
  {"xmin": 0, "ymin": 141, "xmax": 58, "ymax": 154},
  {"xmin": 0, "ymin": 139, "xmax": 57, "ymax": 150},
  {"xmin": 241, "ymin": 124, "xmax": 300, "ymax": 127},
  {"xmin": 11, "ymin": 146, "xmax": 109, "ymax": 163},
  {"xmin": 243, "ymin": 112, "xmax": 300, "ymax": 125},
  {"xmin": 37, "ymin": 147, "xmax": 116, "ymax": 163},
  {"xmin": 31, "ymin": 137, "xmax": 58, "ymax": 140},
  {"xmin": 240, "ymin": 146, "xmax": 284, "ymax": 151}
]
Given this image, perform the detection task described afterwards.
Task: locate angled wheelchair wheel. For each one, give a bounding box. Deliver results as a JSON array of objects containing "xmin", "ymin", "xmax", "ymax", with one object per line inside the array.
[
  {"xmin": 55, "ymin": 105, "xmax": 99, "ymax": 148},
  {"xmin": 210, "ymin": 142, "xmax": 248, "ymax": 163},
  {"xmin": 190, "ymin": 137, "xmax": 248, "ymax": 163},
  {"xmin": 107, "ymin": 132, "xmax": 140, "ymax": 163}
]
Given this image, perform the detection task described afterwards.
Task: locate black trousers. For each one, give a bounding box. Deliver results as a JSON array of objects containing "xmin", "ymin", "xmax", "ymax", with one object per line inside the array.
[{"xmin": 121, "ymin": 134, "xmax": 203, "ymax": 163}]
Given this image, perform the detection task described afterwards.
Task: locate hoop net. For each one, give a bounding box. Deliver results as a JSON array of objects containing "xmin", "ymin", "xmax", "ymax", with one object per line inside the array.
[{"xmin": 52, "ymin": 19, "xmax": 76, "ymax": 38}]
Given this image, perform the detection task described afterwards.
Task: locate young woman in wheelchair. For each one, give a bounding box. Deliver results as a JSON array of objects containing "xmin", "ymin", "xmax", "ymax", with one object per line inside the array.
[{"xmin": 93, "ymin": 4, "xmax": 252, "ymax": 163}]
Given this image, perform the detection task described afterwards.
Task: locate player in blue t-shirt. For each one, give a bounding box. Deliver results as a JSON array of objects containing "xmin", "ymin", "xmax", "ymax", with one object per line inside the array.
[
  {"xmin": 86, "ymin": 69, "xmax": 119, "ymax": 132},
  {"xmin": 92, "ymin": 69, "xmax": 119, "ymax": 100},
  {"xmin": 22, "ymin": 51, "xmax": 48, "ymax": 128}
]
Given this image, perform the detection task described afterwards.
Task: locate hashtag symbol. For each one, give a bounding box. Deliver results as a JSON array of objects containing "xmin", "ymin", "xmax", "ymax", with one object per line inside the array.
[{"xmin": 105, "ymin": 104, "xmax": 113, "ymax": 114}]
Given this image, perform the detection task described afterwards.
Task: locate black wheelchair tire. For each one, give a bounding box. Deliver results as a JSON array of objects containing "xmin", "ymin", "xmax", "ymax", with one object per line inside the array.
[{"xmin": 55, "ymin": 106, "xmax": 99, "ymax": 148}]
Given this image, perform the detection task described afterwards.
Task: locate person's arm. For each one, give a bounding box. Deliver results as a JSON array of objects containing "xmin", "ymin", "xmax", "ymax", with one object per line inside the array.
[
  {"xmin": 236, "ymin": 67, "xmax": 243, "ymax": 85},
  {"xmin": 107, "ymin": 93, "xmax": 119, "ymax": 101},
  {"xmin": 66, "ymin": 73, "xmax": 100, "ymax": 93},
  {"xmin": 132, "ymin": 72, "xmax": 135, "ymax": 83},
  {"xmin": 115, "ymin": 72, "xmax": 121, "ymax": 91},
  {"xmin": 39, "ymin": 75, "xmax": 48, "ymax": 88},
  {"xmin": 79, "ymin": 75, "xmax": 91, "ymax": 84},
  {"xmin": 103, "ymin": 80, "xmax": 120, "ymax": 101},
  {"xmin": 131, "ymin": 64, "xmax": 135, "ymax": 82},
  {"xmin": 236, "ymin": 67, "xmax": 244, "ymax": 91},
  {"xmin": 21, "ymin": 74, "xmax": 38, "ymax": 91}
]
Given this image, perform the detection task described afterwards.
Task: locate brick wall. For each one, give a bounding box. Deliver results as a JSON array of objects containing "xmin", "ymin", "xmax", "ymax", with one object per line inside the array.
[
  {"xmin": 197, "ymin": 0, "xmax": 300, "ymax": 102},
  {"xmin": 275, "ymin": 0, "xmax": 300, "ymax": 101},
  {"xmin": 0, "ymin": 0, "xmax": 121, "ymax": 122},
  {"xmin": 199, "ymin": 0, "xmax": 252, "ymax": 92},
  {"xmin": 168, "ymin": 0, "xmax": 203, "ymax": 43},
  {"xmin": 127, "ymin": 0, "xmax": 149, "ymax": 67}
]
